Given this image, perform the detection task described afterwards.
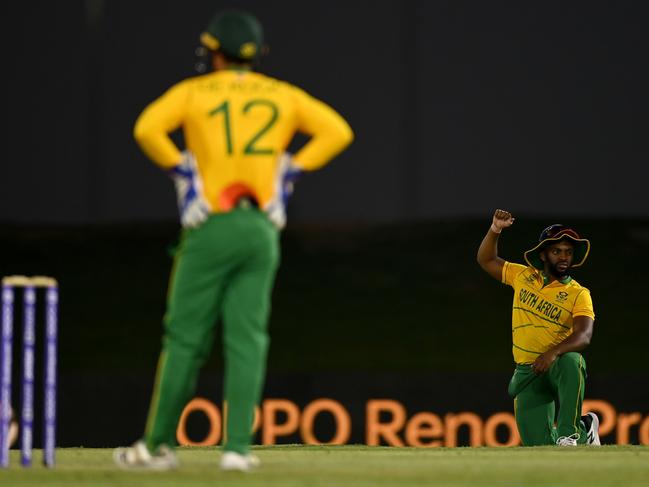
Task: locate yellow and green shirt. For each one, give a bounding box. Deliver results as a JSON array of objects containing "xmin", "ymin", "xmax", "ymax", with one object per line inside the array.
[
  {"xmin": 502, "ymin": 262, "xmax": 595, "ymax": 364},
  {"xmin": 134, "ymin": 69, "xmax": 353, "ymax": 211}
]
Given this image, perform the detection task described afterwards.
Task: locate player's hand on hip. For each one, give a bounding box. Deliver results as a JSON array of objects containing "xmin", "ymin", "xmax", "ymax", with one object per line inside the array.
[
  {"xmin": 266, "ymin": 152, "xmax": 302, "ymax": 229},
  {"xmin": 532, "ymin": 350, "xmax": 558, "ymax": 375},
  {"xmin": 491, "ymin": 209, "xmax": 515, "ymax": 234},
  {"xmin": 168, "ymin": 151, "xmax": 211, "ymax": 229}
]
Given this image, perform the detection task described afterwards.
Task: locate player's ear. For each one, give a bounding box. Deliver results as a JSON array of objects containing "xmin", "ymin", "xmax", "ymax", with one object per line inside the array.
[{"xmin": 539, "ymin": 250, "xmax": 547, "ymax": 263}]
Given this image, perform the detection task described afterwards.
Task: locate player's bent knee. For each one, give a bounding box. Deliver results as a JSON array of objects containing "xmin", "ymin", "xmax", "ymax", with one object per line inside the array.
[
  {"xmin": 557, "ymin": 352, "xmax": 582, "ymax": 367},
  {"xmin": 554, "ymin": 352, "xmax": 587, "ymax": 377}
]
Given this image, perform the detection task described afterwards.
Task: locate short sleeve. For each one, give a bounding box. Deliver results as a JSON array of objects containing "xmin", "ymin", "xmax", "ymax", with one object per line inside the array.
[
  {"xmin": 573, "ymin": 289, "xmax": 595, "ymax": 319},
  {"xmin": 502, "ymin": 262, "xmax": 527, "ymax": 286}
]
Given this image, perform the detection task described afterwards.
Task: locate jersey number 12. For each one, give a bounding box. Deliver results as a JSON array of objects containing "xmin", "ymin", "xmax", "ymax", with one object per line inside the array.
[{"xmin": 209, "ymin": 99, "xmax": 279, "ymax": 156}]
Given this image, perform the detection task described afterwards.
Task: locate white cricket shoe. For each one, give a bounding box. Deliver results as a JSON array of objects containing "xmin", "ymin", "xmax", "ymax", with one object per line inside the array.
[
  {"xmin": 556, "ymin": 433, "xmax": 580, "ymax": 446},
  {"xmin": 113, "ymin": 440, "xmax": 178, "ymax": 470},
  {"xmin": 582, "ymin": 412, "xmax": 601, "ymax": 446},
  {"xmin": 220, "ymin": 451, "xmax": 261, "ymax": 472}
]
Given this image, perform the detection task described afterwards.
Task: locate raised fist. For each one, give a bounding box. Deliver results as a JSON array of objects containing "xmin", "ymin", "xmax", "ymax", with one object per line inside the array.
[{"xmin": 491, "ymin": 209, "xmax": 515, "ymax": 233}]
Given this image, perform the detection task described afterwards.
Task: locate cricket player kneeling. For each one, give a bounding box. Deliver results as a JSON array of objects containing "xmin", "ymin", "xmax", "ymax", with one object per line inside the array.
[{"xmin": 477, "ymin": 210, "xmax": 601, "ymax": 447}]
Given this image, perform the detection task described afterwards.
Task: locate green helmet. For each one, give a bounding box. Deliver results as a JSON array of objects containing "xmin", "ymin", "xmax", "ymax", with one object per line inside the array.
[{"xmin": 200, "ymin": 10, "xmax": 264, "ymax": 61}]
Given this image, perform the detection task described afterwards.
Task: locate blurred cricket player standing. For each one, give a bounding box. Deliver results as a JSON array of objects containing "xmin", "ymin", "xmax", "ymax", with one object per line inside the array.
[
  {"xmin": 114, "ymin": 10, "xmax": 353, "ymax": 471},
  {"xmin": 477, "ymin": 209, "xmax": 601, "ymax": 446}
]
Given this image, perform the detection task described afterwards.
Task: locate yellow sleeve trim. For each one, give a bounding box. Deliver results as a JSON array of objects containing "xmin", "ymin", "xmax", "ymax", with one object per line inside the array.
[{"xmin": 573, "ymin": 312, "xmax": 595, "ymax": 319}]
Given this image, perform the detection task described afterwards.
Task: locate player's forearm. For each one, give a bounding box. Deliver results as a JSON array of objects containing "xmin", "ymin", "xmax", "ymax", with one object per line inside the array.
[
  {"xmin": 477, "ymin": 210, "xmax": 512, "ymax": 279},
  {"xmin": 550, "ymin": 317, "xmax": 594, "ymax": 356},
  {"xmin": 133, "ymin": 126, "xmax": 183, "ymax": 169},
  {"xmin": 549, "ymin": 331, "xmax": 592, "ymax": 356},
  {"xmin": 476, "ymin": 228, "xmax": 500, "ymax": 268},
  {"xmin": 293, "ymin": 124, "xmax": 354, "ymax": 171}
]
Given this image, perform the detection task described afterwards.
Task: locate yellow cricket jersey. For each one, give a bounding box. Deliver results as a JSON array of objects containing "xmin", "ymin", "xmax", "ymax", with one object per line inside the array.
[
  {"xmin": 502, "ymin": 262, "xmax": 595, "ymax": 365},
  {"xmin": 133, "ymin": 69, "xmax": 354, "ymax": 211}
]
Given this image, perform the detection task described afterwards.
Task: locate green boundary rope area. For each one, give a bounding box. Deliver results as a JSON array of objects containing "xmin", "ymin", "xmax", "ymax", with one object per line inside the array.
[{"xmin": 0, "ymin": 445, "xmax": 648, "ymax": 487}]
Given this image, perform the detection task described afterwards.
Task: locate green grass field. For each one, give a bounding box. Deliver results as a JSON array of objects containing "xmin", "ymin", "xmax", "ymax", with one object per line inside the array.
[{"xmin": 0, "ymin": 445, "xmax": 647, "ymax": 487}]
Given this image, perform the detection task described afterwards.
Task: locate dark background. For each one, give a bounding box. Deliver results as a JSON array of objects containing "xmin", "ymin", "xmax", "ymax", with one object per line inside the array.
[
  {"xmin": 2, "ymin": 0, "xmax": 649, "ymax": 223},
  {"xmin": 1, "ymin": 0, "xmax": 648, "ymax": 447}
]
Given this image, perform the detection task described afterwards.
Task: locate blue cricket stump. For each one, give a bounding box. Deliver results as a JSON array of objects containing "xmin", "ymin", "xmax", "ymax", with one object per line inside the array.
[
  {"xmin": 0, "ymin": 276, "xmax": 58, "ymax": 468},
  {"xmin": 43, "ymin": 285, "xmax": 58, "ymax": 467},
  {"xmin": 0, "ymin": 281, "xmax": 14, "ymax": 468}
]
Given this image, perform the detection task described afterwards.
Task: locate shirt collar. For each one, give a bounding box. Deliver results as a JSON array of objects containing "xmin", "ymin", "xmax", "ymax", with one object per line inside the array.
[{"xmin": 541, "ymin": 272, "xmax": 572, "ymax": 287}]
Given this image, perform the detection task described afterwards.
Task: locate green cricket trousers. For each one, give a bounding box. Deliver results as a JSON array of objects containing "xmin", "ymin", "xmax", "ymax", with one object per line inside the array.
[
  {"xmin": 509, "ymin": 352, "xmax": 589, "ymax": 445},
  {"xmin": 144, "ymin": 206, "xmax": 279, "ymax": 454}
]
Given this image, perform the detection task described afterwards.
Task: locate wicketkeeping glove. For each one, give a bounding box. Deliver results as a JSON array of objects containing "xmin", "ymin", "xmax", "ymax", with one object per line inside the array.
[
  {"xmin": 266, "ymin": 152, "xmax": 302, "ymax": 229},
  {"xmin": 167, "ymin": 151, "xmax": 211, "ymax": 229}
]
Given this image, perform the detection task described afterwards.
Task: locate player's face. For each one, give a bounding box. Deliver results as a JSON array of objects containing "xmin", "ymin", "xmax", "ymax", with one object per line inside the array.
[{"xmin": 540, "ymin": 241, "xmax": 574, "ymax": 277}]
